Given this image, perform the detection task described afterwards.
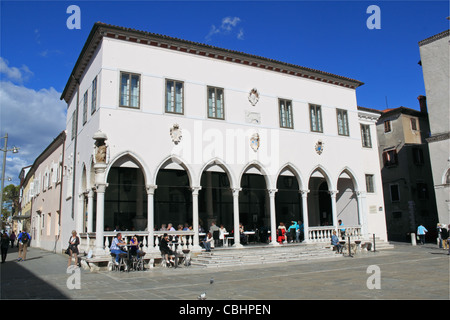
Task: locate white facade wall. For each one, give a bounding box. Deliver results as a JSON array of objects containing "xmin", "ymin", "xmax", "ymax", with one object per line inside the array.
[{"xmin": 61, "ymin": 27, "xmax": 388, "ymax": 248}]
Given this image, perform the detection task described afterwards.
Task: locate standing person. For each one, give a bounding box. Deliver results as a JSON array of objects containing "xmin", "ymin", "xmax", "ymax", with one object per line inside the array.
[
  {"xmin": 417, "ymin": 224, "xmax": 428, "ymax": 245},
  {"xmin": 1, "ymin": 232, "xmax": 10, "ymax": 263},
  {"xmin": 67, "ymin": 230, "xmax": 80, "ymax": 268},
  {"xmin": 17, "ymin": 230, "xmax": 31, "ymax": 262},
  {"xmin": 288, "ymin": 221, "xmax": 298, "ymax": 243},
  {"xmin": 441, "ymin": 225, "xmax": 449, "ymax": 250},
  {"xmin": 437, "ymin": 224, "xmax": 443, "ymax": 248},
  {"xmin": 298, "ymin": 221, "xmax": 304, "ymax": 242},
  {"xmin": 218, "ymin": 224, "xmax": 227, "ymax": 247},
  {"xmin": 338, "ymin": 220, "xmax": 346, "ymax": 239},
  {"xmin": 9, "ymin": 231, "xmax": 16, "ymax": 248}
]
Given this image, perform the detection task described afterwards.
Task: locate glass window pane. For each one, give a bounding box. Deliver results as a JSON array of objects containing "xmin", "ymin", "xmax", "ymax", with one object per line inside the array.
[
  {"xmin": 121, "ymin": 74, "xmax": 129, "ymax": 106},
  {"xmin": 166, "ymin": 81, "xmax": 174, "ymax": 112},
  {"xmin": 216, "ymin": 88, "xmax": 223, "ymax": 118},
  {"xmin": 130, "ymin": 75, "xmax": 139, "ymax": 108},
  {"xmin": 175, "ymin": 82, "xmax": 183, "ymax": 113}
]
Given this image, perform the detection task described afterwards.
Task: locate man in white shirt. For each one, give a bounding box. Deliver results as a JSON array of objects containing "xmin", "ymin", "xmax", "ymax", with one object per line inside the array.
[{"xmin": 110, "ymin": 233, "xmax": 127, "ymax": 265}]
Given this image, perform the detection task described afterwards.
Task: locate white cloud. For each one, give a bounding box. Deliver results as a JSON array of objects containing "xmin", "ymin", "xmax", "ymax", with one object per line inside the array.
[
  {"xmin": 0, "ymin": 57, "xmax": 34, "ymax": 84},
  {"xmin": 205, "ymin": 16, "xmax": 244, "ymax": 42},
  {"xmin": 0, "ymin": 59, "xmax": 66, "ymax": 185}
]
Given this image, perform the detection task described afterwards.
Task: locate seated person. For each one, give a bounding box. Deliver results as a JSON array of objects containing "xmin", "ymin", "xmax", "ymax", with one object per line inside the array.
[
  {"xmin": 331, "ymin": 230, "xmax": 342, "ymax": 253},
  {"xmin": 159, "ymin": 233, "xmax": 177, "ymax": 266},
  {"xmin": 110, "ymin": 233, "xmax": 127, "ymax": 265},
  {"xmin": 239, "ymin": 223, "xmax": 247, "ymax": 245},
  {"xmin": 277, "ymin": 222, "xmax": 286, "ymax": 243},
  {"xmin": 203, "ymin": 232, "xmax": 214, "ymax": 252},
  {"xmin": 129, "ymin": 235, "xmax": 141, "ymax": 258}
]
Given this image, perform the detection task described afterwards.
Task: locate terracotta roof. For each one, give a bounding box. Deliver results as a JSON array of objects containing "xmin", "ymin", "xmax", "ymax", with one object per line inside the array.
[{"xmin": 61, "ymin": 22, "xmax": 364, "ymax": 103}]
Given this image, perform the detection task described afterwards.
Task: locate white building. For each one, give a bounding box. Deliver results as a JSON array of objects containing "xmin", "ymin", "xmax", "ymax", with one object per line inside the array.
[
  {"xmin": 60, "ymin": 22, "xmax": 388, "ymax": 256},
  {"xmin": 418, "ymin": 29, "xmax": 450, "ymax": 226}
]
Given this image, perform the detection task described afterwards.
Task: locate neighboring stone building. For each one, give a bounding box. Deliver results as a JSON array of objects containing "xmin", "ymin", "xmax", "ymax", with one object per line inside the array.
[
  {"xmin": 58, "ymin": 22, "xmax": 388, "ymax": 256},
  {"xmin": 418, "ymin": 29, "xmax": 450, "ymax": 227},
  {"xmin": 362, "ymin": 101, "xmax": 438, "ymax": 242},
  {"xmin": 14, "ymin": 165, "xmax": 32, "ymax": 234},
  {"xmin": 18, "ymin": 131, "xmax": 65, "ymax": 252}
]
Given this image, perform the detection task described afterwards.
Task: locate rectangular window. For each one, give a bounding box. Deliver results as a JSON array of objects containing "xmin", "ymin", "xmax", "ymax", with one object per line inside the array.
[
  {"xmin": 207, "ymin": 86, "xmax": 224, "ymax": 119},
  {"xmin": 384, "ymin": 120, "xmax": 391, "ymax": 133},
  {"xmin": 91, "ymin": 76, "xmax": 97, "ymax": 114},
  {"xmin": 71, "ymin": 110, "xmax": 76, "ymax": 141},
  {"xmin": 417, "ymin": 182, "xmax": 428, "ymax": 200},
  {"xmin": 279, "ymin": 99, "xmax": 293, "ymax": 129},
  {"xmin": 120, "ymin": 72, "xmax": 140, "ymax": 108},
  {"xmin": 309, "ymin": 104, "xmax": 323, "ymax": 132},
  {"xmin": 390, "ymin": 184, "xmax": 400, "ymax": 202},
  {"xmin": 165, "ymin": 79, "xmax": 184, "ymax": 114},
  {"xmin": 336, "ymin": 109, "xmax": 349, "ymax": 136},
  {"xmin": 82, "ymin": 90, "xmax": 88, "ymax": 125},
  {"xmin": 410, "ymin": 118, "xmax": 417, "ymax": 131},
  {"xmin": 392, "ymin": 211, "xmax": 402, "ymax": 219},
  {"xmin": 383, "ymin": 148, "xmax": 398, "ymax": 167},
  {"xmin": 360, "ymin": 124, "xmax": 372, "ymax": 148},
  {"xmin": 412, "ymin": 147, "xmax": 424, "ymax": 165},
  {"xmin": 365, "ymin": 174, "xmax": 375, "ymax": 193}
]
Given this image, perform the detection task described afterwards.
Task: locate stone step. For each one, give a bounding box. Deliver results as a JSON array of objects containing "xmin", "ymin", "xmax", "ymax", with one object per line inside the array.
[
  {"xmin": 190, "ymin": 241, "xmax": 395, "ymax": 268},
  {"xmin": 191, "ymin": 245, "xmax": 338, "ymax": 267}
]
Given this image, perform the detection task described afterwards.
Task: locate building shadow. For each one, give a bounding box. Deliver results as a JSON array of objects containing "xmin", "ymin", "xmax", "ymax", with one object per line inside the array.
[{"xmin": 0, "ymin": 248, "xmax": 69, "ymax": 299}]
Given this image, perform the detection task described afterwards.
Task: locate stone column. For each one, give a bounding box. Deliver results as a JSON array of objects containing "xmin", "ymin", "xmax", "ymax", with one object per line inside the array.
[
  {"xmin": 191, "ymin": 186, "xmax": 202, "ymax": 251},
  {"xmin": 300, "ymin": 189, "xmax": 310, "ymax": 243},
  {"xmin": 76, "ymin": 193, "xmax": 85, "ymax": 234},
  {"xmin": 87, "ymin": 189, "xmax": 94, "ymax": 232},
  {"xmin": 232, "ymin": 188, "xmax": 243, "ymax": 248},
  {"xmin": 330, "ymin": 190, "xmax": 339, "ymax": 230},
  {"xmin": 356, "ymin": 191, "xmax": 367, "ymax": 238},
  {"xmin": 146, "ymin": 185, "xmax": 157, "ymax": 252},
  {"xmin": 268, "ymin": 188, "xmax": 279, "ymax": 246},
  {"xmin": 94, "ymin": 183, "xmax": 108, "ymax": 255}
]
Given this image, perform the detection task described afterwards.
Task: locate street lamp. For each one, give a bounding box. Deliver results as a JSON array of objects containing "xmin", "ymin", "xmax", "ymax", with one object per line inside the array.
[{"xmin": 0, "ymin": 133, "xmax": 19, "ymax": 220}]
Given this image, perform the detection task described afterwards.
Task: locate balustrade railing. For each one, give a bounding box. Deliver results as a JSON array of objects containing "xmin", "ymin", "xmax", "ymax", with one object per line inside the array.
[
  {"xmin": 308, "ymin": 225, "xmax": 362, "ymax": 243},
  {"xmin": 79, "ymin": 230, "xmax": 196, "ymax": 255}
]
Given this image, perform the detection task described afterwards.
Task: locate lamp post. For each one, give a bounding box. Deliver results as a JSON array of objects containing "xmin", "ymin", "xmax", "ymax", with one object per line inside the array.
[{"xmin": 0, "ymin": 133, "xmax": 19, "ymax": 219}]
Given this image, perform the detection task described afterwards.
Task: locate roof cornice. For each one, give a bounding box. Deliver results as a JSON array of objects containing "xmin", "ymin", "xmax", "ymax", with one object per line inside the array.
[
  {"xmin": 61, "ymin": 22, "xmax": 364, "ymax": 103},
  {"xmin": 418, "ymin": 29, "xmax": 450, "ymax": 47}
]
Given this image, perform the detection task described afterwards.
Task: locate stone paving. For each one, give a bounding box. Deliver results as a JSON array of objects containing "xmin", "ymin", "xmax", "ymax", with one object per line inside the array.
[{"xmin": 1, "ymin": 242, "xmax": 448, "ymax": 301}]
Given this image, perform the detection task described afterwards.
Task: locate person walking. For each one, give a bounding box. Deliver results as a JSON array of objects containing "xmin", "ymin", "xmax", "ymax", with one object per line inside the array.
[
  {"xmin": 9, "ymin": 231, "xmax": 16, "ymax": 248},
  {"xmin": 1, "ymin": 232, "xmax": 10, "ymax": 263},
  {"xmin": 67, "ymin": 230, "xmax": 80, "ymax": 268},
  {"xmin": 17, "ymin": 230, "xmax": 31, "ymax": 261},
  {"xmin": 417, "ymin": 224, "xmax": 428, "ymax": 245}
]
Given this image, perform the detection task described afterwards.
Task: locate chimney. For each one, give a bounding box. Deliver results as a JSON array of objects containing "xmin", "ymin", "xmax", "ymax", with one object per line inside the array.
[{"xmin": 417, "ymin": 95, "xmax": 427, "ymax": 114}]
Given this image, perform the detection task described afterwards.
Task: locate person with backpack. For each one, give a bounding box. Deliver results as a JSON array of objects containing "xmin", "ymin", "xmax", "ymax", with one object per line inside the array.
[{"xmin": 17, "ymin": 230, "xmax": 31, "ymax": 262}]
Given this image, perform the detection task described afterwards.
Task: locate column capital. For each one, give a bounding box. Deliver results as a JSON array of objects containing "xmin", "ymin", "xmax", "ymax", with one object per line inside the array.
[
  {"xmin": 299, "ymin": 189, "xmax": 310, "ymax": 196},
  {"xmin": 94, "ymin": 183, "xmax": 108, "ymax": 193},
  {"xmin": 268, "ymin": 188, "xmax": 278, "ymax": 196},
  {"xmin": 146, "ymin": 184, "xmax": 158, "ymax": 195},
  {"xmin": 328, "ymin": 190, "xmax": 338, "ymax": 197},
  {"xmin": 355, "ymin": 190, "xmax": 366, "ymax": 198},
  {"xmin": 231, "ymin": 187, "xmax": 242, "ymax": 197},
  {"xmin": 191, "ymin": 186, "xmax": 202, "ymax": 195}
]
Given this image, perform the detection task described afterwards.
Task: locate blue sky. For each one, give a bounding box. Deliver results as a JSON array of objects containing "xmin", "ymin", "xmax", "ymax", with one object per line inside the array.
[{"xmin": 0, "ymin": 0, "xmax": 449, "ymax": 185}]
